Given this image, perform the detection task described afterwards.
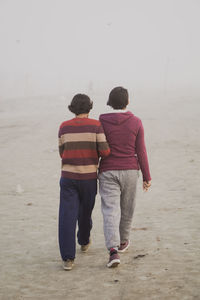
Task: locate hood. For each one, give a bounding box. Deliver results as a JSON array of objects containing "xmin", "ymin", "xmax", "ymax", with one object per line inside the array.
[{"xmin": 100, "ymin": 111, "xmax": 133, "ymax": 125}]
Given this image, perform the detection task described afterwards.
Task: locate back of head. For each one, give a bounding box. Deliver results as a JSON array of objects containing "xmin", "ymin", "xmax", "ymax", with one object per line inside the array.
[
  {"xmin": 107, "ymin": 87, "xmax": 129, "ymax": 109},
  {"xmin": 68, "ymin": 94, "xmax": 93, "ymax": 115}
]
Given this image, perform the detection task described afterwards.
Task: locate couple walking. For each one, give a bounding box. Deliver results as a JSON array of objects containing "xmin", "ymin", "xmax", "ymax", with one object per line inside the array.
[{"xmin": 58, "ymin": 86, "xmax": 151, "ymax": 270}]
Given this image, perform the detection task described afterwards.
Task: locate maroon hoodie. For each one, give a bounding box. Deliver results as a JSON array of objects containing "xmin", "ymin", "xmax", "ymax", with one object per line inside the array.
[{"xmin": 99, "ymin": 111, "xmax": 151, "ymax": 182}]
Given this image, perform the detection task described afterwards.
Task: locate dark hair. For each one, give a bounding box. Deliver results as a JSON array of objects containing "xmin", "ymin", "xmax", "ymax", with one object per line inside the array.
[
  {"xmin": 68, "ymin": 94, "xmax": 93, "ymax": 115},
  {"xmin": 107, "ymin": 86, "xmax": 129, "ymax": 109}
]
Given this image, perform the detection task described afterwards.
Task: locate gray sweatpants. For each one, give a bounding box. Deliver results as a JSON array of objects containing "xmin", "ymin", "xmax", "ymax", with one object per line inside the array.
[{"xmin": 99, "ymin": 170, "xmax": 139, "ymax": 250}]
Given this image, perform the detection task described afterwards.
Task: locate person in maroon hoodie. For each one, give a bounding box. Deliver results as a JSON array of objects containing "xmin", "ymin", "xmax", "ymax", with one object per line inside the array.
[{"xmin": 98, "ymin": 86, "xmax": 151, "ymax": 268}]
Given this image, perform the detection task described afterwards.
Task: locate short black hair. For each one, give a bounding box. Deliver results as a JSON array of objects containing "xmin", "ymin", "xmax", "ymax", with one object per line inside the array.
[
  {"xmin": 68, "ymin": 94, "xmax": 93, "ymax": 115},
  {"xmin": 107, "ymin": 86, "xmax": 129, "ymax": 109}
]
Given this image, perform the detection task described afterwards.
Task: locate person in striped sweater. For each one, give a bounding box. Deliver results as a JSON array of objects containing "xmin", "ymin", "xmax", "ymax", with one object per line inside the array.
[{"xmin": 58, "ymin": 94, "xmax": 110, "ymax": 271}]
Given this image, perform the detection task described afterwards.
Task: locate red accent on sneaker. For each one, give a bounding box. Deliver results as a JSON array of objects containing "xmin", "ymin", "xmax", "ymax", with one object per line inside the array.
[
  {"xmin": 107, "ymin": 252, "xmax": 120, "ymax": 268},
  {"xmin": 110, "ymin": 248, "xmax": 117, "ymax": 254},
  {"xmin": 118, "ymin": 240, "xmax": 130, "ymax": 253}
]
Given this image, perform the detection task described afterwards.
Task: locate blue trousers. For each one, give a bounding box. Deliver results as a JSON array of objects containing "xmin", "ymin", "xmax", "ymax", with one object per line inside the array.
[{"xmin": 59, "ymin": 177, "xmax": 97, "ymax": 261}]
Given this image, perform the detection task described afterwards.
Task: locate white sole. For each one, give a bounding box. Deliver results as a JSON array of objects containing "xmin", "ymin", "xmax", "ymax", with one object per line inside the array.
[
  {"xmin": 118, "ymin": 242, "xmax": 130, "ymax": 253},
  {"xmin": 107, "ymin": 259, "xmax": 120, "ymax": 268},
  {"xmin": 63, "ymin": 262, "xmax": 74, "ymax": 271},
  {"xmin": 81, "ymin": 247, "xmax": 89, "ymax": 253},
  {"xmin": 63, "ymin": 267, "xmax": 73, "ymax": 271}
]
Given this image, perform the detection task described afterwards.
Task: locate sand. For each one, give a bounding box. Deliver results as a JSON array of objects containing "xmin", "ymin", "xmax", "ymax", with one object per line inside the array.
[{"xmin": 0, "ymin": 93, "xmax": 200, "ymax": 300}]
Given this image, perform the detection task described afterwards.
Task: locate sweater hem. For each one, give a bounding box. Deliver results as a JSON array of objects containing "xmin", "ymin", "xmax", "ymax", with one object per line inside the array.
[
  {"xmin": 99, "ymin": 166, "xmax": 140, "ymax": 173},
  {"xmin": 61, "ymin": 171, "xmax": 97, "ymax": 180}
]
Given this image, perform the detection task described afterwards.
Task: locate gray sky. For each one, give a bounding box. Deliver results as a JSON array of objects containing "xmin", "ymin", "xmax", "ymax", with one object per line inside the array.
[{"xmin": 0, "ymin": 0, "xmax": 200, "ymax": 98}]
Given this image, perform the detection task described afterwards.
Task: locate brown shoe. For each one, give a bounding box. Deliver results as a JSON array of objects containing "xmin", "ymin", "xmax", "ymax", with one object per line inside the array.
[
  {"xmin": 63, "ymin": 259, "xmax": 74, "ymax": 271},
  {"xmin": 81, "ymin": 240, "xmax": 91, "ymax": 253}
]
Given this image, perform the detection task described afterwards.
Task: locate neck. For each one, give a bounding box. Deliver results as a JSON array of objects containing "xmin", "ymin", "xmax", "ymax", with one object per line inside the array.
[
  {"xmin": 113, "ymin": 107, "xmax": 127, "ymax": 111},
  {"xmin": 76, "ymin": 113, "xmax": 89, "ymax": 118}
]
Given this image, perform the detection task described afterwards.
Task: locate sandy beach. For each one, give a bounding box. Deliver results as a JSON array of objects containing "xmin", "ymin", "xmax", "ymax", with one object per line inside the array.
[{"xmin": 0, "ymin": 93, "xmax": 200, "ymax": 300}]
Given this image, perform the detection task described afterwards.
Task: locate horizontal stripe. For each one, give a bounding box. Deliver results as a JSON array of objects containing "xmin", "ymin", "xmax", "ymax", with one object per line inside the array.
[
  {"xmin": 97, "ymin": 142, "xmax": 110, "ymax": 151},
  {"xmin": 58, "ymin": 137, "xmax": 62, "ymax": 146},
  {"xmin": 62, "ymin": 157, "xmax": 99, "ymax": 165},
  {"xmin": 62, "ymin": 133, "xmax": 96, "ymax": 143},
  {"xmin": 96, "ymin": 133, "xmax": 107, "ymax": 142},
  {"xmin": 99, "ymin": 148, "xmax": 111, "ymax": 157},
  {"xmin": 59, "ymin": 145, "xmax": 64, "ymax": 157},
  {"xmin": 60, "ymin": 125, "xmax": 104, "ymax": 135},
  {"xmin": 63, "ymin": 141, "xmax": 97, "ymax": 150},
  {"xmin": 62, "ymin": 164, "xmax": 98, "ymax": 174},
  {"xmin": 61, "ymin": 171, "xmax": 97, "ymax": 180},
  {"xmin": 62, "ymin": 149, "xmax": 98, "ymax": 159},
  {"xmin": 60, "ymin": 118, "xmax": 101, "ymax": 127}
]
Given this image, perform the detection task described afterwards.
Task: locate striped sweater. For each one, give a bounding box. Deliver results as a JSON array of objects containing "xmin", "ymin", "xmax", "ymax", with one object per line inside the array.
[{"xmin": 58, "ymin": 117, "xmax": 110, "ymax": 180}]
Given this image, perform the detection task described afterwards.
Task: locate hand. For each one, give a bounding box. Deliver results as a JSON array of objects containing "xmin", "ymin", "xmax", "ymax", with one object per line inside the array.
[{"xmin": 143, "ymin": 180, "xmax": 151, "ymax": 192}]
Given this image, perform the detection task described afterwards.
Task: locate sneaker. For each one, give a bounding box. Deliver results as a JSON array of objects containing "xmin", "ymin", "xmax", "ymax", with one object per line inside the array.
[
  {"xmin": 118, "ymin": 240, "xmax": 130, "ymax": 253},
  {"xmin": 81, "ymin": 240, "xmax": 91, "ymax": 253},
  {"xmin": 107, "ymin": 248, "xmax": 120, "ymax": 268},
  {"xmin": 63, "ymin": 259, "xmax": 74, "ymax": 271}
]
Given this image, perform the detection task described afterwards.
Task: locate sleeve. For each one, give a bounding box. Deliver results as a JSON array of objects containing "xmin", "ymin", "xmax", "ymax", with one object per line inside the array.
[
  {"xmin": 58, "ymin": 126, "xmax": 64, "ymax": 158},
  {"xmin": 96, "ymin": 123, "xmax": 110, "ymax": 158},
  {"xmin": 135, "ymin": 120, "xmax": 151, "ymax": 182}
]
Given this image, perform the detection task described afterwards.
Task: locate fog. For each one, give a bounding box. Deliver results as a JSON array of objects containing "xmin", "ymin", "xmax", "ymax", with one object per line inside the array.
[
  {"xmin": 1, "ymin": 2, "xmax": 200, "ymax": 297},
  {"xmin": 0, "ymin": 0, "xmax": 200, "ymax": 99}
]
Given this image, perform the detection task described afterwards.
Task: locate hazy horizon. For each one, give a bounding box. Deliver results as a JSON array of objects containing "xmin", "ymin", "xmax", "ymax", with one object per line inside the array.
[{"xmin": 0, "ymin": 0, "xmax": 200, "ymax": 99}]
